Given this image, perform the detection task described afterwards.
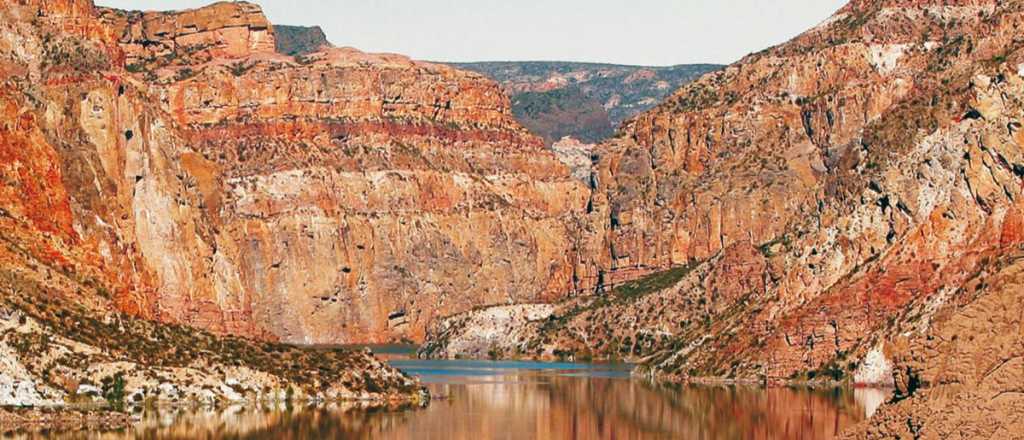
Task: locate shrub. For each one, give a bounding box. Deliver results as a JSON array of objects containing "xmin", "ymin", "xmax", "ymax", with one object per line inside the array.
[{"xmin": 102, "ymin": 373, "xmax": 126, "ymax": 410}]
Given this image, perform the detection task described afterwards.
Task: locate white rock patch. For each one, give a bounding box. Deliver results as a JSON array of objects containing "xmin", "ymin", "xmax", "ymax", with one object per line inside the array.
[
  {"xmin": 869, "ymin": 44, "xmax": 909, "ymax": 75},
  {"xmin": 854, "ymin": 345, "xmax": 894, "ymax": 386},
  {"xmin": 0, "ymin": 342, "xmax": 61, "ymax": 407}
]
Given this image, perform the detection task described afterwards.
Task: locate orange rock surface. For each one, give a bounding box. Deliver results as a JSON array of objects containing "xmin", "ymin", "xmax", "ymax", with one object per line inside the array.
[
  {"xmin": 4, "ymin": 0, "xmax": 1022, "ymax": 435},
  {"xmin": 1, "ymin": 0, "xmax": 591, "ymax": 344},
  {"xmin": 424, "ymin": 1, "xmax": 1024, "ymax": 436}
]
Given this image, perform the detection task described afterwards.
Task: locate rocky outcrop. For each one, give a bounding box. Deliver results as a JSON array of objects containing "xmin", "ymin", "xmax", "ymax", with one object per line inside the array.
[
  {"xmin": 0, "ymin": 0, "xmax": 422, "ymax": 409},
  {"xmin": 274, "ymin": 25, "xmax": 331, "ymax": 56},
  {"xmin": 0, "ymin": 275, "xmax": 424, "ymax": 409},
  {"xmin": 453, "ymin": 62, "xmax": 722, "ymax": 144},
  {"xmin": 99, "ymin": 1, "xmax": 275, "ymax": 69},
  {"xmin": 842, "ymin": 249, "xmax": 1024, "ymax": 439},
  {"xmin": 550, "ymin": 136, "xmax": 595, "ymax": 183},
  {"xmin": 418, "ymin": 304, "xmax": 556, "ymax": 359}
]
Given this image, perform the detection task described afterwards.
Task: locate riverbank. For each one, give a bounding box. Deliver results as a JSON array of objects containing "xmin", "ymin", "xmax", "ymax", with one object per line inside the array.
[{"xmin": 10, "ymin": 357, "xmax": 874, "ymax": 439}]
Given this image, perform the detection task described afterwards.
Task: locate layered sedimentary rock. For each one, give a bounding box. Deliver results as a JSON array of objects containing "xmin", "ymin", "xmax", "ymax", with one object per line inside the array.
[
  {"xmin": 843, "ymin": 248, "xmax": 1024, "ymax": 438},
  {"xmin": 549, "ymin": 136, "xmax": 595, "ymax": 183},
  {"xmin": 566, "ymin": 0, "xmax": 1024, "ymax": 380},
  {"xmin": 426, "ymin": 0, "xmax": 1024, "ymax": 435},
  {"xmin": 88, "ymin": 2, "xmax": 590, "ymax": 344},
  {"xmin": 0, "ymin": 0, "xmax": 421, "ymax": 408}
]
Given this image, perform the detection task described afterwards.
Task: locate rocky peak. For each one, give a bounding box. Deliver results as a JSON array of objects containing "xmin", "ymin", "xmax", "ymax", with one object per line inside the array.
[{"xmin": 274, "ymin": 24, "xmax": 331, "ymax": 56}]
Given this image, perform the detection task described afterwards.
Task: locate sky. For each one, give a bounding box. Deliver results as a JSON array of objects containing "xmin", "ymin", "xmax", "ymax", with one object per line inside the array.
[{"xmin": 94, "ymin": 0, "xmax": 849, "ymax": 66}]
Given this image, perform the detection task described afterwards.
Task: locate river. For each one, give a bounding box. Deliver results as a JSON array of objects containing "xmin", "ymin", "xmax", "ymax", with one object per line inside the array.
[{"xmin": 20, "ymin": 346, "xmax": 889, "ymax": 439}]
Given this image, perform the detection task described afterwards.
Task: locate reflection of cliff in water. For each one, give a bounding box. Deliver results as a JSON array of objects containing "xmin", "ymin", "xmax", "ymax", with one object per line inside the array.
[
  {"xmin": 416, "ymin": 375, "xmax": 872, "ymax": 440},
  {"xmin": 18, "ymin": 373, "xmax": 879, "ymax": 440}
]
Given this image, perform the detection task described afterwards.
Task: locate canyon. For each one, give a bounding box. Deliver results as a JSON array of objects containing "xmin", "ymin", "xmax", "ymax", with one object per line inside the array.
[
  {"xmin": 0, "ymin": 0, "xmax": 1021, "ymax": 437},
  {"xmin": 69, "ymin": 1, "xmax": 593, "ymax": 346}
]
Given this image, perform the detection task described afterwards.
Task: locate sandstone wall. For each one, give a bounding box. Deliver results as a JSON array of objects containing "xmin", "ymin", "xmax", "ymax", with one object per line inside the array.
[
  {"xmin": 0, "ymin": 0, "xmax": 422, "ymax": 406},
  {"xmin": 88, "ymin": 2, "xmax": 592, "ymax": 344},
  {"xmin": 425, "ymin": 1, "xmax": 1024, "ymax": 403}
]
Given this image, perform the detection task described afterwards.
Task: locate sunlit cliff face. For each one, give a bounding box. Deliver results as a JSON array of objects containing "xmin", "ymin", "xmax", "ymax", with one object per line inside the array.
[
  {"xmin": 0, "ymin": 0, "xmax": 597, "ymax": 345},
  {"xmin": 90, "ymin": 2, "xmax": 599, "ymax": 345}
]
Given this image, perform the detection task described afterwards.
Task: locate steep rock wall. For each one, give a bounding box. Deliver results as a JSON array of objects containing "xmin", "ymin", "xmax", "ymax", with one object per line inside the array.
[
  {"xmin": 0, "ymin": 0, "xmax": 421, "ymax": 406},
  {"xmin": 91, "ymin": 2, "xmax": 591, "ymax": 344}
]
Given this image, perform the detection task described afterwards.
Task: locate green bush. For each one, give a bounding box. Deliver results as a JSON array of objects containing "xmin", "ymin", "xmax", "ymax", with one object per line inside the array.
[{"xmin": 102, "ymin": 373, "xmax": 126, "ymax": 409}]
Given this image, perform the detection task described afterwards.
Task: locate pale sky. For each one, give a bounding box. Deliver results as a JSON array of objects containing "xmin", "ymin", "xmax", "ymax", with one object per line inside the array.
[{"xmin": 94, "ymin": 0, "xmax": 849, "ymax": 66}]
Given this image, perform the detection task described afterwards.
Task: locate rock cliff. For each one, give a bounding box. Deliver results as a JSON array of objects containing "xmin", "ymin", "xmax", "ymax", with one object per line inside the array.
[
  {"xmin": 589, "ymin": 0, "xmax": 1022, "ymax": 383},
  {"xmin": 424, "ymin": 0, "xmax": 1024, "ymax": 436},
  {"xmin": 0, "ymin": 0, "xmax": 422, "ymax": 410},
  {"xmin": 84, "ymin": 1, "xmax": 590, "ymax": 345}
]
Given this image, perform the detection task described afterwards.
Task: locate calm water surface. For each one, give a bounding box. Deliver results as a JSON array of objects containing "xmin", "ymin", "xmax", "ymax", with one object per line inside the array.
[{"xmin": 29, "ymin": 346, "xmax": 888, "ymax": 439}]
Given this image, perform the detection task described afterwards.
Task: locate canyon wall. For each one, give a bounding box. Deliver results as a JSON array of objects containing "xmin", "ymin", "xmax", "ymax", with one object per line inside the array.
[
  {"xmin": 86, "ymin": 2, "xmax": 591, "ymax": 344},
  {"xmin": 1, "ymin": 0, "xmax": 593, "ymax": 346},
  {"xmin": 577, "ymin": 0, "xmax": 1024, "ymax": 380},
  {"xmin": 0, "ymin": 0, "xmax": 420, "ymax": 407},
  {"xmin": 426, "ymin": 5, "xmax": 1024, "ymax": 433}
]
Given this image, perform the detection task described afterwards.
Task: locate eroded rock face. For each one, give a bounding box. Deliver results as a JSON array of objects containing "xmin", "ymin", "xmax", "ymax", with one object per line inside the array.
[
  {"xmin": 550, "ymin": 136, "xmax": 595, "ymax": 183},
  {"xmin": 98, "ymin": 1, "xmax": 275, "ymax": 68},
  {"xmin": 87, "ymin": 2, "xmax": 591, "ymax": 344},
  {"xmin": 0, "ymin": 0, "xmax": 420, "ymax": 405},
  {"xmin": 425, "ymin": 2, "xmax": 1024, "ymax": 434},
  {"xmin": 843, "ymin": 249, "xmax": 1024, "ymax": 439},
  {"xmin": 580, "ymin": 0, "xmax": 1024, "ymax": 379}
]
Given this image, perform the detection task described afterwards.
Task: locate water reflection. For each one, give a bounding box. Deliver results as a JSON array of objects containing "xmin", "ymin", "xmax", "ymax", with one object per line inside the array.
[
  {"xmin": 13, "ymin": 358, "xmax": 886, "ymax": 440},
  {"xmin": 854, "ymin": 387, "xmax": 891, "ymax": 419}
]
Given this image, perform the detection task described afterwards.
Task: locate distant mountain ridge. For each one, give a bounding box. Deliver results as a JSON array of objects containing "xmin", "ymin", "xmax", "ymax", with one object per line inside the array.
[
  {"xmin": 450, "ymin": 61, "xmax": 723, "ymax": 144},
  {"xmin": 274, "ymin": 24, "xmax": 332, "ymax": 56}
]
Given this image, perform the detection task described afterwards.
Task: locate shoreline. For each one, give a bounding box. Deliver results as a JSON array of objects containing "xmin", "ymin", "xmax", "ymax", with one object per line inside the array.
[
  {"xmin": 0, "ymin": 391, "xmax": 429, "ymax": 436},
  {"xmin": 0, "ymin": 406, "xmax": 131, "ymax": 435},
  {"xmin": 418, "ymin": 352, "xmax": 896, "ymax": 391}
]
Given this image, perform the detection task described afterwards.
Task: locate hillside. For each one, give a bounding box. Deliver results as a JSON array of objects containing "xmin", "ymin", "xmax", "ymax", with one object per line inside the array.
[{"xmin": 425, "ymin": 0, "xmax": 1024, "ymax": 437}]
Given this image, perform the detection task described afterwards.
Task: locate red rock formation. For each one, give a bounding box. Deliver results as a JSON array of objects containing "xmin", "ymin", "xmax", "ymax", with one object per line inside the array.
[
  {"xmin": 74, "ymin": 2, "xmax": 591, "ymax": 344},
  {"xmin": 569, "ymin": 0, "xmax": 1023, "ymax": 379},
  {"xmin": 0, "ymin": 0, "xmax": 425, "ymax": 409},
  {"xmin": 426, "ymin": 5, "xmax": 1024, "ymax": 436}
]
